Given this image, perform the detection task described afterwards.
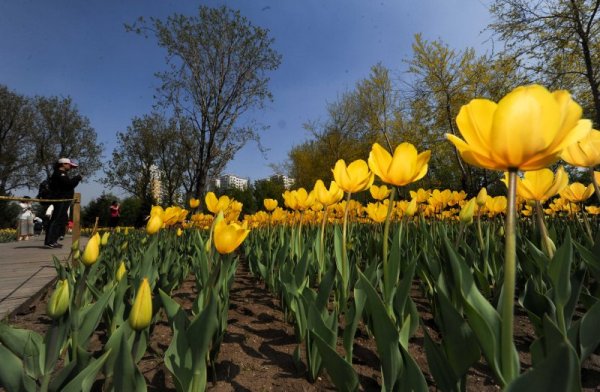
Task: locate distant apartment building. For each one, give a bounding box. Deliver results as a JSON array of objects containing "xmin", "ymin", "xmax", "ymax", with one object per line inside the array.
[
  {"xmin": 269, "ymin": 174, "xmax": 295, "ymax": 189},
  {"xmin": 219, "ymin": 174, "xmax": 249, "ymax": 190}
]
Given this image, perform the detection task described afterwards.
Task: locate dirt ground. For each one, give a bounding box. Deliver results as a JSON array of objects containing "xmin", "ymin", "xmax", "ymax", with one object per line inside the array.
[{"xmin": 5, "ymin": 262, "xmax": 600, "ymax": 391}]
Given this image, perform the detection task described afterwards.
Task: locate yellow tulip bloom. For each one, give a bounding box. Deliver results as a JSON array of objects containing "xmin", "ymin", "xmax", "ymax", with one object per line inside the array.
[
  {"xmin": 213, "ymin": 219, "xmax": 250, "ymax": 254},
  {"xmin": 560, "ymin": 182, "xmax": 595, "ymax": 202},
  {"xmin": 459, "ymin": 198, "xmax": 476, "ymax": 224},
  {"xmin": 405, "ymin": 198, "xmax": 418, "ymax": 217},
  {"xmin": 314, "ymin": 180, "xmax": 344, "ymax": 206},
  {"xmin": 47, "ymin": 279, "xmax": 70, "ymax": 319},
  {"xmin": 447, "ymin": 84, "xmax": 591, "ymax": 171},
  {"xmin": 332, "ymin": 159, "xmax": 374, "ymax": 194},
  {"xmin": 368, "ymin": 142, "xmax": 431, "ymax": 186},
  {"xmin": 116, "ymin": 261, "xmax": 127, "ymax": 282},
  {"xmin": 81, "ymin": 233, "xmax": 100, "ymax": 266},
  {"xmin": 561, "ymin": 129, "xmax": 600, "ymax": 167},
  {"xmin": 365, "ymin": 202, "xmax": 388, "ymax": 223},
  {"xmin": 129, "ymin": 278, "xmax": 152, "ymax": 331},
  {"xmin": 512, "ymin": 167, "xmax": 568, "ymax": 202},
  {"xmin": 476, "ymin": 187, "xmax": 488, "ymax": 207},
  {"xmin": 189, "ymin": 197, "xmax": 200, "ymax": 209},
  {"xmin": 282, "ymin": 188, "xmax": 315, "ymax": 211},
  {"xmin": 101, "ymin": 232, "xmax": 110, "ymax": 246},
  {"xmin": 369, "ymin": 184, "xmax": 392, "ymax": 201},
  {"xmin": 146, "ymin": 214, "xmax": 163, "ymax": 235},
  {"xmin": 486, "ymin": 196, "xmax": 507, "ymax": 216},
  {"xmin": 263, "ymin": 198, "xmax": 278, "ymax": 211},
  {"xmin": 205, "ymin": 192, "xmax": 231, "ymax": 214}
]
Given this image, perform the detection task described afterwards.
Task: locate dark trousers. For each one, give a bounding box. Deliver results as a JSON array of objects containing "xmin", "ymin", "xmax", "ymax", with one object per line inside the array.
[{"xmin": 45, "ymin": 202, "xmax": 70, "ymax": 245}]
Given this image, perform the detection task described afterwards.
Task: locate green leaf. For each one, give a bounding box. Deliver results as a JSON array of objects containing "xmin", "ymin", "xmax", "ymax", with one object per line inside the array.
[
  {"xmin": 577, "ymin": 298, "xmax": 600, "ymax": 361},
  {"xmin": 310, "ymin": 331, "xmax": 359, "ymax": 392},
  {"xmin": 398, "ymin": 344, "xmax": 428, "ymax": 392},
  {"xmin": 505, "ymin": 340, "xmax": 580, "ymax": 392},
  {"xmin": 60, "ymin": 349, "xmax": 111, "ymax": 392},
  {"xmin": 78, "ymin": 285, "xmax": 114, "ymax": 343},
  {"xmin": 423, "ymin": 328, "xmax": 458, "ymax": 392},
  {"xmin": 547, "ymin": 233, "xmax": 572, "ymax": 310},
  {"xmin": 0, "ymin": 323, "xmax": 43, "ymax": 360},
  {"xmin": 0, "ymin": 343, "xmax": 25, "ymax": 392}
]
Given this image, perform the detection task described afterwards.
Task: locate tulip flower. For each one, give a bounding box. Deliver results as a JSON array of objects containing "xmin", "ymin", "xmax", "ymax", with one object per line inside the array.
[
  {"xmin": 332, "ymin": 159, "xmax": 374, "ymax": 194},
  {"xmin": 409, "ymin": 188, "xmax": 430, "ymax": 203},
  {"xmin": 101, "ymin": 232, "xmax": 110, "ymax": 246},
  {"xmin": 314, "ymin": 180, "xmax": 344, "ymax": 206},
  {"xmin": 369, "ymin": 184, "xmax": 391, "ymax": 201},
  {"xmin": 447, "ymin": 84, "xmax": 591, "ymax": 171},
  {"xmin": 146, "ymin": 214, "xmax": 163, "ymax": 235},
  {"xmin": 405, "ymin": 198, "xmax": 418, "ymax": 217},
  {"xmin": 213, "ymin": 219, "xmax": 250, "ymax": 254},
  {"xmin": 560, "ymin": 182, "xmax": 595, "ymax": 203},
  {"xmin": 81, "ymin": 233, "xmax": 100, "ymax": 266},
  {"xmin": 263, "ymin": 198, "xmax": 278, "ymax": 211},
  {"xmin": 459, "ymin": 198, "xmax": 476, "ymax": 225},
  {"xmin": 282, "ymin": 188, "xmax": 314, "ymax": 211},
  {"xmin": 47, "ymin": 279, "xmax": 70, "ymax": 319},
  {"xmin": 365, "ymin": 202, "xmax": 388, "ymax": 223},
  {"xmin": 368, "ymin": 142, "xmax": 431, "ymax": 186},
  {"xmin": 129, "ymin": 278, "xmax": 153, "ymax": 331},
  {"xmin": 561, "ymin": 129, "xmax": 600, "ymax": 167},
  {"xmin": 511, "ymin": 167, "xmax": 569, "ymax": 202},
  {"xmin": 116, "ymin": 261, "xmax": 127, "ymax": 282},
  {"xmin": 205, "ymin": 192, "xmax": 231, "ymax": 214},
  {"xmin": 189, "ymin": 197, "xmax": 200, "ymax": 209},
  {"xmin": 476, "ymin": 187, "xmax": 488, "ymax": 207},
  {"xmin": 176, "ymin": 228, "xmax": 183, "ymax": 237}
]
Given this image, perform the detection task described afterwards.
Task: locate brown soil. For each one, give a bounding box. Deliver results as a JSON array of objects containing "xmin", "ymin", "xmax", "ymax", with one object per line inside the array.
[{"xmin": 5, "ymin": 263, "xmax": 600, "ymax": 391}]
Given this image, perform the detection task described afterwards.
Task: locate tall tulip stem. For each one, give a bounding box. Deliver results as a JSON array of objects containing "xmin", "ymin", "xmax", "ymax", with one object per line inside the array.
[
  {"xmin": 502, "ymin": 170, "xmax": 518, "ymax": 384},
  {"xmin": 382, "ymin": 187, "xmax": 396, "ymax": 310},
  {"xmin": 535, "ymin": 201, "xmax": 554, "ymax": 259},
  {"xmin": 341, "ymin": 192, "xmax": 352, "ymax": 308}
]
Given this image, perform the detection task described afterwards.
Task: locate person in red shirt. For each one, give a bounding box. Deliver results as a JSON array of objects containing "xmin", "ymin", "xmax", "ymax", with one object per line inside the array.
[{"xmin": 109, "ymin": 201, "xmax": 120, "ymax": 229}]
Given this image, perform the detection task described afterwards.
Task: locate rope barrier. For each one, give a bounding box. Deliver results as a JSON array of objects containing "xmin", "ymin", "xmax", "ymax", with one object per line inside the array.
[{"xmin": 0, "ymin": 195, "xmax": 76, "ymax": 203}]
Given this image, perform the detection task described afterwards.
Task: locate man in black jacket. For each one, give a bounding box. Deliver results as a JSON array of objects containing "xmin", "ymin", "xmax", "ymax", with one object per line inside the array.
[{"xmin": 44, "ymin": 158, "xmax": 82, "ymax": 248}]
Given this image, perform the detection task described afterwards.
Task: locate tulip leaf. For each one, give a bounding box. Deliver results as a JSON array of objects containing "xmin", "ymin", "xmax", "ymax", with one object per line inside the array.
[
  {"xmin": 78, "ymin": 285, "xmax": 114, "ymax": 344},
  {"xmin": 505, "ymin": 340, "xmax": 580, "ymax": 392},
  {"xmin": 423, "ymin": 328, "xmax": 459, "ymax": 392},
  {"xmin": 398, "ymin": 343, "xmax": 428, "ymax": 392},
  {"xmin": 0, "ymin": 343, "xmax": 25, "ymax": 392},
  {"xmin": 310, "ymin": 330, "xmax": 359, "ymax": 392},
  {"xmin": 60, "ymin": 349, "xmax": 111, "ymax": 392},
  {"xmin": 0, "ymin": 323, "xmax": 43, "ymax": 360},
  {"xmin": 114, "ymin": 332, "xmax": 146, "ymax": 392},
  {"xmin": 576, "ymin": 298, "xmax": 600, "ymax": 361},
  {"xmin": 547, "ymin": 232, "xmax": 572, "ymax": 310}
]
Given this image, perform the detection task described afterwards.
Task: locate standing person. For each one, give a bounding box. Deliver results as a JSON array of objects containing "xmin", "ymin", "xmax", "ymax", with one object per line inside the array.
[
  {"xmin": 108, "ymin": 201, "xmax": 120, "ymax": 229},
  {"xmin": 17, "ymin": 196, "xmax": 34, "ymax": 241},
  {"xmin": 44, "ymin": 158, "xmax": 81, "ymax": 248}
]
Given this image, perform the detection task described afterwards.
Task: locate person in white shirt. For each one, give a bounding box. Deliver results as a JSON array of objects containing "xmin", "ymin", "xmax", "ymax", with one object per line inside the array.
[{"xmin": 17, "ymin": 196, "xmax": 34, "ymax": 241}]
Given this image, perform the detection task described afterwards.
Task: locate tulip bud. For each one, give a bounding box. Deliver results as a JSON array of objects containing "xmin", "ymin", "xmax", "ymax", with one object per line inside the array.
[
  {"xmin": 124, "ymin": 227, "xmax": 129, "ymax": 235},
  {"xmin": 47, "ymin": 279, "xmax": 70, "ymax": 319},
  {"xmin": 176, "ymin": 228, "xmax": 183, "ymax": 237},
  {"xmin": 116, "ymin": 261, "xmax": 127, "ymax": 282},
  {"xmin": 146, "ymin": 215, "xmax": 163, "ymax": 235},
  {"xmin": 459, "ymin": 198, "xmax": 476, "ymax": 225},
  {"xmin": 120, "ymin": 241, "xmax": 128, "ymax": 251},
  {"xmin": 81, "ymin": 233, "xmax": 101, "ymax": 267},
  {"xmin": 71, "ymin": 239, "xmax": 80, "ymax": 252},
  {"xmin": 129, "ymin": 278, "xmax": 152, "ymax": 331},
  {"xmin": 405, "ymin": 198, "xmax": 418, "ymax": 217},
  {"xmin": 476, "ymin": 188, "xmax": 488, "ymax": 207},
  {"xmin": 101, "ymin": 232, "xmax": 110, "ymax": 246},
  {"xmin": 73, "ymin": 249, "xmax": 80, "ymax": 260}
]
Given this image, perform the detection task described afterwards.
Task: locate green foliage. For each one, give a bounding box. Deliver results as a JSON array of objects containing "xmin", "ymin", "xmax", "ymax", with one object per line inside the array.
[{"xmin": 81, "ymin": 193, "xmax": 119, "ymax": 227}]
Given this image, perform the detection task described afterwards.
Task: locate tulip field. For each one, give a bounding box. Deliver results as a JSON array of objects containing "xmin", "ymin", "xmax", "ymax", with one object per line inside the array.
[{"xmin": 2, "ymin": 85, "xmax": 600, "ymax": 391}]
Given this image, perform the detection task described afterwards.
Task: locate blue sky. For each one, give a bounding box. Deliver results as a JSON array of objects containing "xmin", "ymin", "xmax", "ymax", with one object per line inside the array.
[{"xmin": 0, "ymin": 0, "xmax": 492, "ymax": 205}]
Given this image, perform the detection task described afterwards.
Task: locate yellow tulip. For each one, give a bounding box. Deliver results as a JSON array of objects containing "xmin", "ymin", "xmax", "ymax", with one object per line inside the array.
[
  {"xmin": 369, "ymin": 184, "xmax": 391, "ymax": 201},
  {"xmin": 129, "ymin": 278, "xmax": 153, "ymax": 331},
  {"xmin": 314, "ymin": 180, "xmax": 344, "ymax": 206},
  {"xmin": 101, "ymin": 232, "xmax": 110, "ymax": 246},
  {"xmin": 409, "ymin": 188, "xmax": 430, "ymax": 203},
  {"xmin": 146, "ymin": 214, "xmax": 163, "ymax": 235},
  {"xmin": 189, "ymin": 197, "xmax": 200, "ymax": 209},
  {"xmin": 213, "ymin": 219, "xmax": 250, "ymax": 254},
  {"xmin": 476, "ymin": 187, "xmax": 488, "ymax": 207},
  {"xmin": 47, "ymin": 279, "xmax": 70, "ymax": 319},
  {"xmin": 459, "ymin": 198, "xmax": 476, "ymax": 224},
  {"xmin": 205, "ymin": 192, "xmax": 231, "ymax": 214},
  {"xmin": 405, "ymin": 198, "xmax": 418, "ymax": 217},
  {"xmin": 263, "ymin": 198, "xmax": 278, "ymax": 211},
  {"xmin": 368, "ymin": 142, "xmax": 431, "ymax": 186},
  {"xmin": 447, "ymin": 84, "xmax": 591, "ymax": 171},
  {"xmin": 561, "ymin": 129, "xmax": 600, "ymax": 167},
  {"xmin": 511, "ymin": 167, "xmax": 568, "ymax": 202},
  {"xmin": 560, "ymin": 182, "xmax": 595, "ymax": 202},
  {"xmin": 81, "ymin": 233, "xmax": 100, "ymax": 266},
  {"xmin": 116, "ymin": 261, "xmax": 127, "ymax": 282},
  {"xmin": 365, "ymin": 202, "xmax": 388, "ymax": 223},
  {"xmin": 332, "ymin": 159, "xmax": 374, "ymax": 194},
  {"xmin": 486, "ymin": 196, "xmax": 507, "ymax": 216},
  {"xmin": 176, "ymin": 228, "xmax": 183, "ymax": 237}
]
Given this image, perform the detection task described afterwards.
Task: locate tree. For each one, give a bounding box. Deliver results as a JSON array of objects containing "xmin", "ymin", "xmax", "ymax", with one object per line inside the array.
[
  {"xmin": 103, "ymin": 113, "xmax": 186, "ymax": 206},
  {"xmin": 127, "ymin": 6, "xmax": 282, "ymax": 197},
  {"xmin": 81, "ymin": 193, "xmax": 119, "ymax": 227},
  {"xmin": 489, "ymin": 0, "xmax": 600, "ymax": 126},
  {"xmin": 0, "ymin": 85, "xmax": 35, "ymax": 196},
  {"xmin": 253, "ymin": 177, "xmax": 286, "ymax": 209},
  {"xmin": 32, "ymin": 96, "xmax": 103, "ymax": 180}
]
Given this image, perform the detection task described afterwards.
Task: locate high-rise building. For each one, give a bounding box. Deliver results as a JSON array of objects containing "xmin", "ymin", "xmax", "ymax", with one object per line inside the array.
[
  {"xmin": 219, "ymin": 174, "xmax": 249, "ymax": 190},
  {"xmin": 269, "ymin": 174, "xmax": 295, "ymax": 189}
]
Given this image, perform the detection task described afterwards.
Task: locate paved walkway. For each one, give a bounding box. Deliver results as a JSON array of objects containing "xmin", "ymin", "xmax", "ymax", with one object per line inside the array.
[{"xmin": 0, "ymin": 235, "xmax": 85, "ymax": 319}]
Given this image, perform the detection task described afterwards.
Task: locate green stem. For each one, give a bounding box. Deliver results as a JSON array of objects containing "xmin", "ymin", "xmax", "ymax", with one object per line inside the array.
[
  {"xmin": 535, "ymin": 201, "xmax": 554, "ymax": 259},
  {"xmin": 71, "ymin": 266, "xmax": 90, "ymax": 362},
  {"xmin": 341, "ymin": 192, "xmax": 352, "ymax": 309},
  {"xmin": 318, "ymin": 208, "xmax": 329, "ymax": 283},
  {"xmin": 501, "ymin": 170, "xmax": 519, "ymax": 384},
  {"xmin": 382, "ymin": 188, "xmax": 396, "ymax": 314}
]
